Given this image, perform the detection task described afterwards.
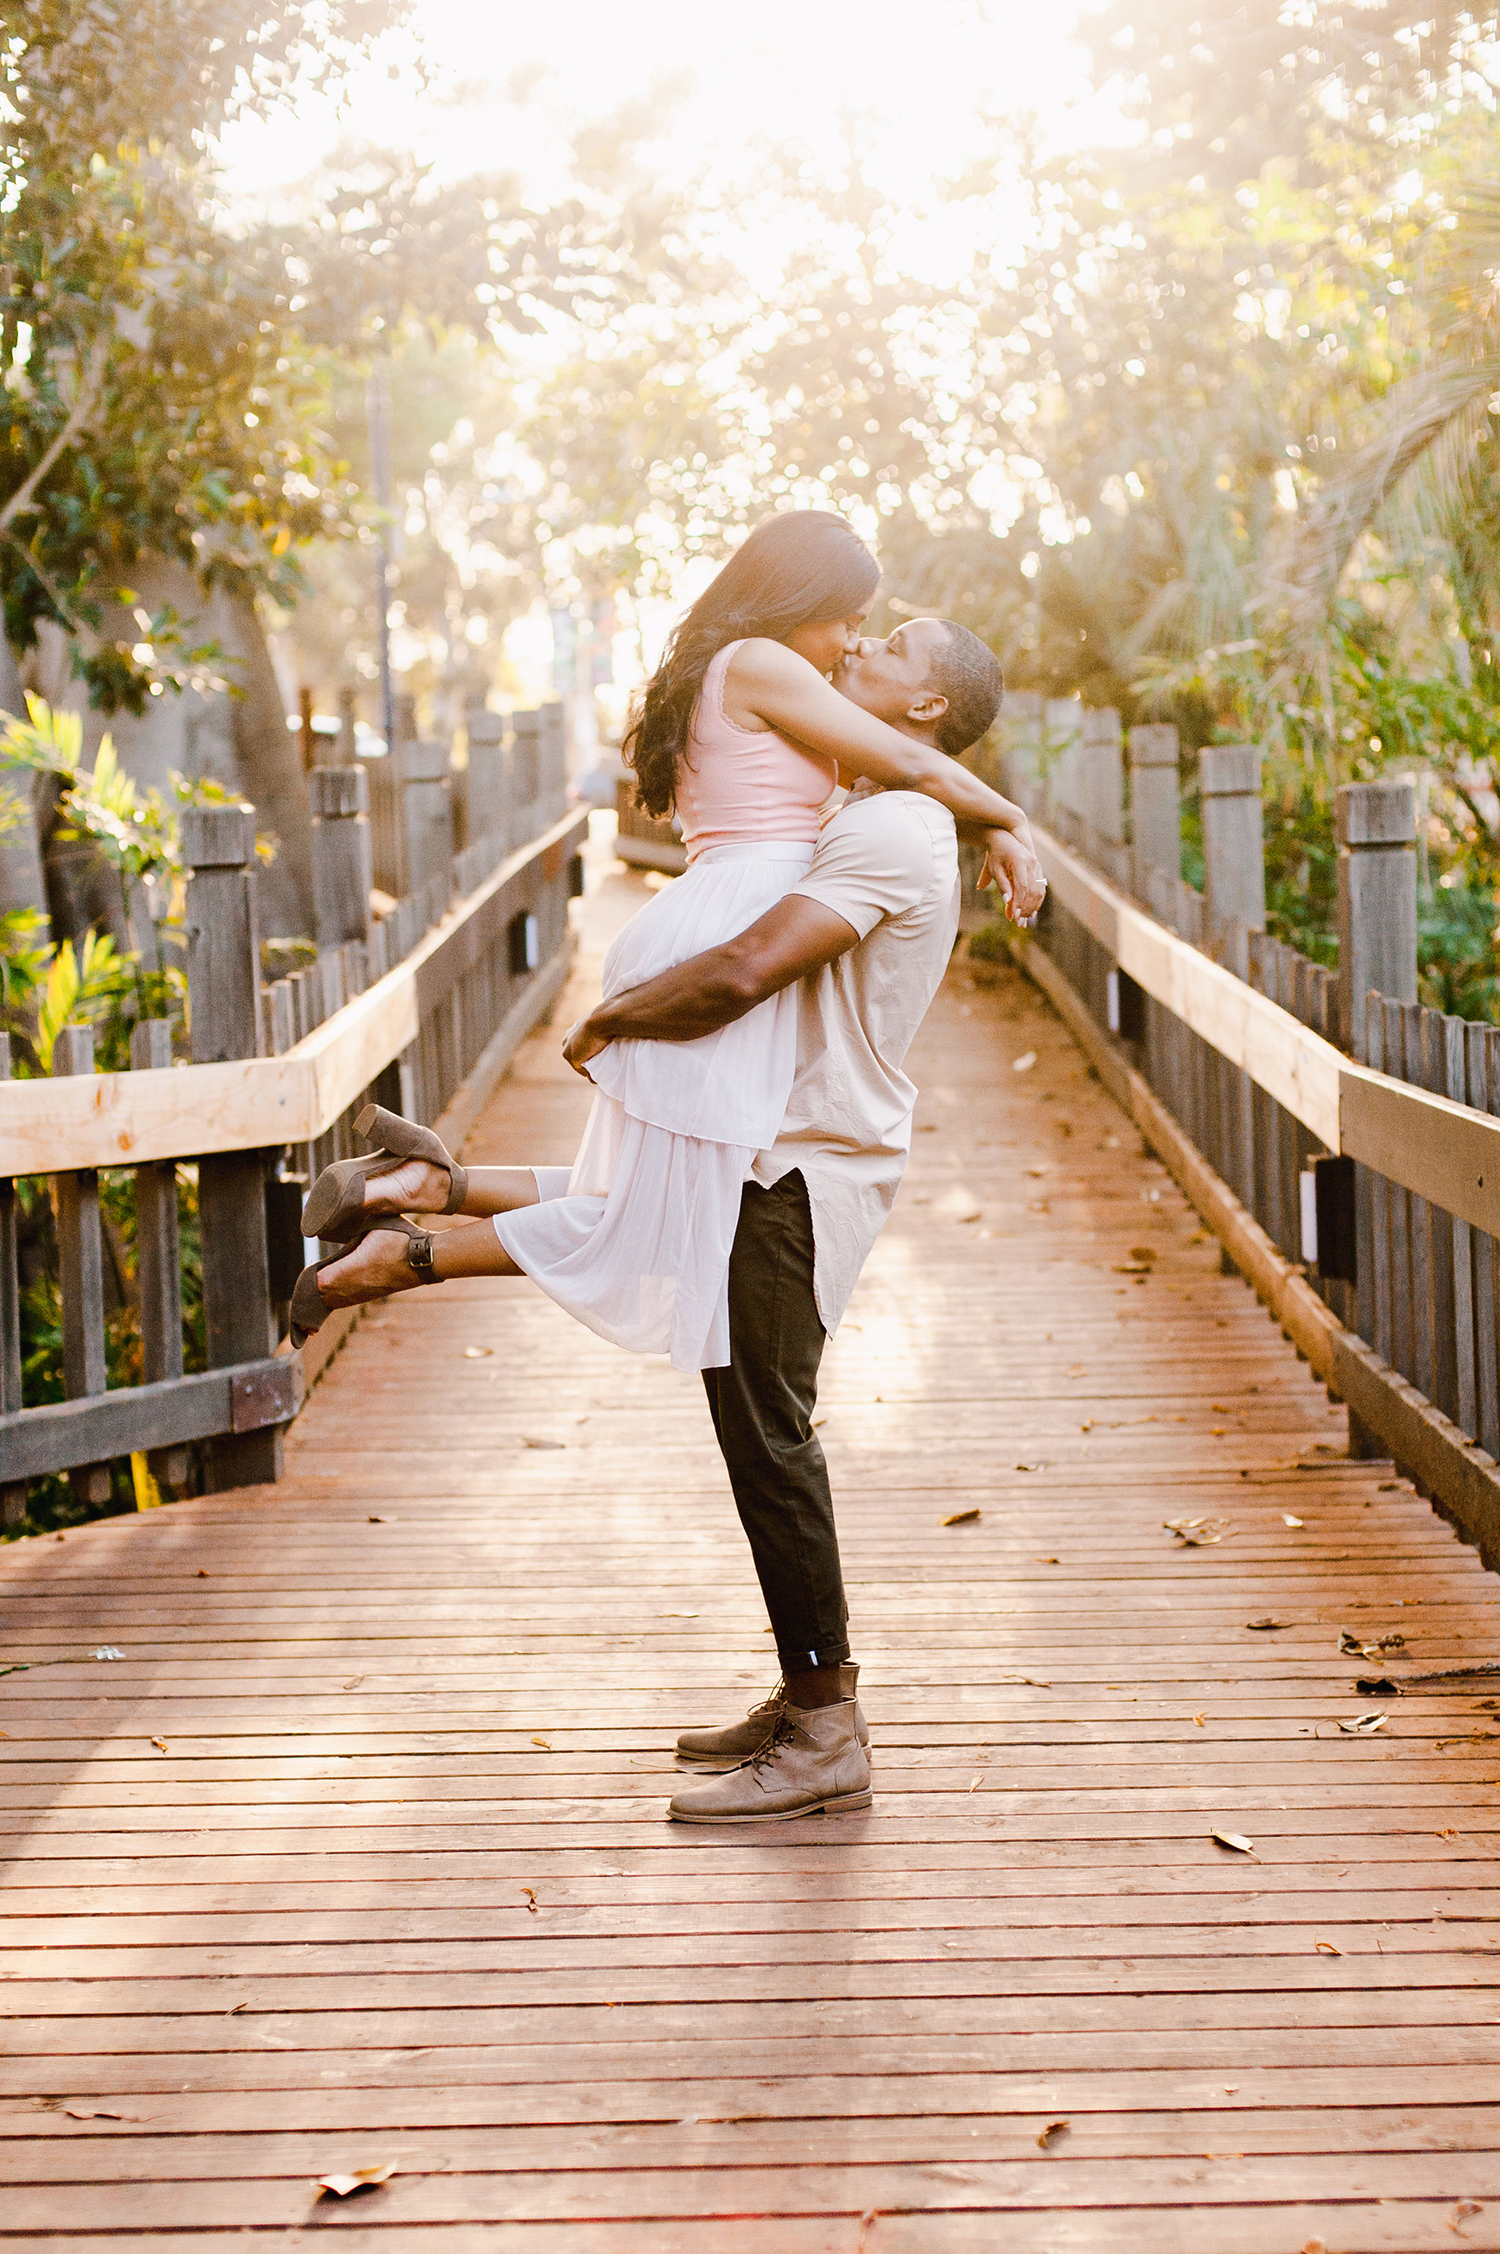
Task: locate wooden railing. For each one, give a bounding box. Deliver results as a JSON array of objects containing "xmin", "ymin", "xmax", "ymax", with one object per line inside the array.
[
  {"xmin": 993, "ymin": 697, "xmax": 1500, "ymax": 1565},
  {"xmin": 0, "ymin": 775, "xmax": 587, "ymax": 1521}
]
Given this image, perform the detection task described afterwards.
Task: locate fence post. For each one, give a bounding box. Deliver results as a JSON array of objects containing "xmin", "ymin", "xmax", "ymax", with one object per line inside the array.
[
  {"xmin": 465, "ymin": 708, "xmax": 507, "ymax": 846},
  {"xmin": 1, "ymin": 1034, "xmax": 25, "ymax": 1525},
  {"xmin": 1080, "ymin": 707, "xmax": 1126, "ymax": 886},
  {"xmin": 130, "ymin": 1018, "xmax": 189, "ymax": 1497},
  {"xmin": 1128, "ymin": 723, "xmax": 1180, "ymax": 903},
  {"xmin": 1336, "ymin": 781, "xmax": 1417, "ymax": 1055},
  {"xmin": 1337, "ymin": 781, "xmax": 1417, "ymax": 1461},
  {"xmin": 1198, "ymin": 745, "xmax": 1265, "ymax": 975},
  {"xmin": 51, "ymin": 1025, "xmax": 113, "ymax": 1506},
  {"xmin": 184, "ymin": 804, "xmax": 280, "ymax": 1493},
  {"xmin": 311, "ymin": 765, "xmax": 373, "ymax": 953},
  {"xmin": 337, "ymin": 686, "xmax": 359, "ymax": 765},
  {"xmin": 1043, "ymin": 698, "xmax": 1080, "ymax": 839},
  {"xmin": 402, "ymin": 738, "xmax": 455, "ymax": 897},
  {"xmin": 511, "ymin": 709, "xmax": 542, "ymax": 847}
]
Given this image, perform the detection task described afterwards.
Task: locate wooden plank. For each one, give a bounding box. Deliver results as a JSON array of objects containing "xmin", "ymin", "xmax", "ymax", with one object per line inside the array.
[
  {"xmin": 6, "ymin": 900, "xmax": 1500, "ymax": 2246},
  {"xmin": 0, "ymin": 1357, "xmax": 302, "ymax": 1480},
  {"xmin": 0, "ymin": 811, "xmax": 587, "ymax": 1173}
]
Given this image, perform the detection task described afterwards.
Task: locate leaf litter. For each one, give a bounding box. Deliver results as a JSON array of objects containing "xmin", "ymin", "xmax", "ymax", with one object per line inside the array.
[
  {"xmin": 1036, "ymin": 2119, "xmax": 1070, "ymax": 2149},
  {"xmin": 315, "ymin": 2164, "xmax": 397, "ymax": 2199},
  {"xmin": 1165, "ymin": 1516, "xmax": 1232, "ymax": 1546},
  {"xmin": 1337, "ymin": 1711, "xmax": 1388, "ymax": 1734},
  {"xmin": 1246, "ymin": 1618, "xmax": 1291, "ymax": 1631},
  {"xmin": 942, "ymin": 1509, "xmax": 981, "ymax": 1526},
  {"xmin": 1211, "ymin": 1829, "xmax": 1257, "ymax": 1855},
  {"xmin": 1339, "ymin": 1628, "xmax": 1405, "ymax": 1659}
]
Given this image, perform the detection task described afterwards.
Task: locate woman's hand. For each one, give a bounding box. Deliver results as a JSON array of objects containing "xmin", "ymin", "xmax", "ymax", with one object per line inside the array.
[
  {"xmin": 979, "ymin": 826, "xmax": 1047, "ymax": 923},
  {"xmin": 562, "ymin": 1017, "xmax": 609, "ymax": 1078}
]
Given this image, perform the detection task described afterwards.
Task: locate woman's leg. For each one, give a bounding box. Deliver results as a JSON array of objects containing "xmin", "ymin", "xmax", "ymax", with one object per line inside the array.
[
  {"xmin": 313, "ymin": 1213, "xmax": 528, "ymax": 1310},
  {"xmin": 350, "ymin": 1158, "xmax": 545, "ymax": 1220}
]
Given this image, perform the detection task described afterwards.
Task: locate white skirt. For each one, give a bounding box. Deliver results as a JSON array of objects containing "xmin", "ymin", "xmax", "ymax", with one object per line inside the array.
[{"xmin": 494, "ymin": 841, "xmax": 815, "ymax": 1370}]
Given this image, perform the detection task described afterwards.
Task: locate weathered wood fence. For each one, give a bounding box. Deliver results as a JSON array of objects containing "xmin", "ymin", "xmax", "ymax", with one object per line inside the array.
[
  {"xmin": 0, "ymin": 715, "xmax": 585, "ymax": 1522},
  {"xmin": 995, "ymin": 693, "xmax": 1500, "ymax": 1565}
]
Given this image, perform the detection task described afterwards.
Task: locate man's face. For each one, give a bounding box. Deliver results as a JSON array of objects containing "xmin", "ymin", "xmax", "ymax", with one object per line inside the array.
[{"xmin": 835, "ymin": 617, "xmax": 949, "ymax": 726}]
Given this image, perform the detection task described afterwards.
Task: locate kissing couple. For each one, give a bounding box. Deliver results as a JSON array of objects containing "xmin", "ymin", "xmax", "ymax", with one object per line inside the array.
[{"xmin": 290, "ymin": 508, "xmax": 1047, "ymax": 1823}]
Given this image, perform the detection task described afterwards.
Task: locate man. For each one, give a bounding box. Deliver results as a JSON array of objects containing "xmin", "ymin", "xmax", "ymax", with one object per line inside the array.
[{"xmin": 305, "ymin": 617, "xmax": 1045, "ymax": 1822}]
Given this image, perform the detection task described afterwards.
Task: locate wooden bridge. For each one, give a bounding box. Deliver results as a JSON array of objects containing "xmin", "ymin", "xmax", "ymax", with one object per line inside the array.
[{"xmin": 7, "ymin": 803, "xmax": 1500, "ymax": 2248}]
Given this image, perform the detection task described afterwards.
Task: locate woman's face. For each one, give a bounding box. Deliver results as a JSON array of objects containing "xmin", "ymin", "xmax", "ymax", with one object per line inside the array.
[{"xmin": 784, "ymin": 605, "xmax": 872, "ymax": 678}]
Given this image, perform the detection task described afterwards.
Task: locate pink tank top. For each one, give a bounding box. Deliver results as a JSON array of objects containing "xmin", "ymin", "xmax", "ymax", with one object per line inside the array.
[{"xmin": 675, "ymin": 640, "xmax": 837, "ymax": 858}]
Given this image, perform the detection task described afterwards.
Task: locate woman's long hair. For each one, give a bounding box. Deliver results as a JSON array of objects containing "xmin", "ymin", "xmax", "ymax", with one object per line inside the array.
[{"xmin": 623, "ymin": 511, "xmax": 880, "ymax": 817}]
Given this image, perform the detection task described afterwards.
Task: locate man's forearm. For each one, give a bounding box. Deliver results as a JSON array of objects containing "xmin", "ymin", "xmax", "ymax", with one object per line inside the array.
[{"xmin": 588, "ymin": 946, "xmax": 765, "ymax": 1045}]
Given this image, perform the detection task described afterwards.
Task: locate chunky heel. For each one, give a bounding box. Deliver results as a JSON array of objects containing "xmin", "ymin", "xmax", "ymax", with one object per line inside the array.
[
  {"xmin": 301, "ymin": 1108, "xmax": 468, "ymax": 1240},
  {"xmin": 288, "ymin": 1218, "xmax": 443, "ymax": 1347}
]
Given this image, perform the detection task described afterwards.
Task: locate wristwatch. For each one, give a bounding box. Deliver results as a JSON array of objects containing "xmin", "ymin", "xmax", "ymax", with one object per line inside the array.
[{"xmin": 406, "ymin": 1230, "xmax": 438, "ymax": 1281}]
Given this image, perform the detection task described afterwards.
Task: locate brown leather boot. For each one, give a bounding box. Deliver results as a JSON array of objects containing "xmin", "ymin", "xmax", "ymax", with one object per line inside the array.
[
  {"xmin": 675, "ymin": 1662, "xmax": 868, "ymax": 1767},
  {"xmin": 667, "ymin": 1697, "xmax": 872, "ymax": 1823}
]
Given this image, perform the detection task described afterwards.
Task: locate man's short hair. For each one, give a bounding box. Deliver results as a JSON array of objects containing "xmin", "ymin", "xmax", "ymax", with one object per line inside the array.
[{"xmin": 926, "ymin": 622, "xmax": 1004, "ymax": 756}]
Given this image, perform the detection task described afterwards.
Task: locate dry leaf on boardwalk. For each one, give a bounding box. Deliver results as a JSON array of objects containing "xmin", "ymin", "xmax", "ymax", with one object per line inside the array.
[
  {"xmin": 462, "ymin": 1346, "xmax": 492, "ymax": 1359},
  {"xmin": 1011, "ymin": 1051, "xmax": 1036, "ymax": 1072},
  {"xmin": 1014, "ymin": 1460, "xmax": 1046, "ymax": 1473},
  {"xmin": 522, "ymin": 1436, "xmax": 565, "ymax": 1451},
  {"xmin": 1337, "ymin": 1711, "xmax": 1388, "ymax": 1734},
  {"xmin": 1282, "ymin": 1514, "xmax": 1304, "ymax": 1527},
  {"xmin": 531, "ymin": 1737, "xmax": 551, "ymax": 1750},
  {"xmin": 1451, "ymin": 2201, "xmax": 1484, "ymax": 2234},
  {"xmin": 1339, "ymin": 1628, "xmax": 1405, "ymax": 1658},
  {"xmin": 942, "ymin": 1509, "xmax": 981, "ymax": 1526},
  {"xmin": 1165, "ymin": 1516, "xmax": 1232, "ymax": 1546},
  {"xmin": 315, "ymin": 2164, "xmax": 396, "ymax": 2199},
  {"xmin": 1036, "ymin": 2119, "xmax": 1070, "ymax": 2149},
  {"xmin": 92, "ymin": 1646, "xmax": 123, "ymax": 1660},
  {"xmin": 1211, "ymin": 1828, "xmax": 1256, "ymax": 1854},
  {"xmin": 1246, "ymin": 1618, "xmax": 1291, "ymax": 1631},
  {"xmin": 1355, "ymin": 1674, "xmax": 1401, "ymax": 1696},
  {"xmin": 150, "ymin": 1737, "xmax": 168, "ymax": 1753},
  {"xmin": 521, "ymin": 1888, "xmax": 539, "ymax": 1913},
  {"xmin": 1315, "ymin": 1940, "xmax": 1342, "ymax": 1955}
]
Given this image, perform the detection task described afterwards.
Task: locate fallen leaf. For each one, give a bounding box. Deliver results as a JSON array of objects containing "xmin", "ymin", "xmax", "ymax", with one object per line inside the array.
[
  {"xmin": 1339, "ymin": 1627, "xmax": 1405, "ymax": 1659},
  {"xmin": 1192, "ymin": 1713, "xmax": 1206, "ymax": 1727},
  {"xmin": 1011, "ymin": 1051, "xmax": 1037, "ymax": 1073},
  {"xmin": 521, "ymin": 1887, "xmax": 539, "ymax": 1914},
  {"xmin": 1302, "ymin": 2241, "xmax": 1329, "ymax": 2253},
  {"xmin": 1014, "ymin": 1460, "xmax": 1046, "ymax": 1473},
  {"xmin": 1282, "ymin": 1514, "xmax": 1304, "ymax": 1527},
  {"xmin": 1164, "ymin": 1515, "xmax": 1232, "ymax": 1546},
  {"xmin": 1080, "ymin": 1418, "xmax": 1094, "ymax": 1432},
  {"xmin": 342, "ymin": 1677, "xmax": 364, "ymax": 1690},
  {"xmin": 92, "ymin": 1646, "xmax": 123, "ymax": 1660},
  {"xmin": 1128, "ymin": 1245, "xmax": 1157, "ymax": 1263},
  {"xmin": 522, "ymin": 1436, "xmax": 565, "ymax": 1451},
  {"xmin": 1337, "ymin": 1711, "xmax": 1388, "ymax": 1734},
  {"xmin": 315, "ymin": 2164, "xmax": 396, "ymax": 2199},
  {"xmin": 462, "ymin": 1346, "xmax": 493, "ymax": 1359},
  {"xmin": 942, "ymin": 1509, "xmax": 981, "ymax": 1526},
  {"xmin": 1452, "ymin": 2201, "xmax": 1484, "ymax": 2235},
  {"xmin": 196, "ymin": 1568, "xmax": 209, "ymax": 1578},
  {"xmin": 64, "ymin": 2107, "xmax": 131, "ymax": 2121},
  {"xmin": 228, "ymin": 2000, "xmax": 251, "ymax": 2014},
  {"xmin": 1036, "ymin": 2118, "xmax": 1070, "ymax": 2149},
  {"xmin": 1315, "ymin": 1939, "xmax": 1342, "ymax": 1955},
  {"xmin": 1246, "ymin": 1618, "xmax": 1291, "ymax": 1631},
  {"xmin": 1211, "ymin": 1828, "xmax": 1256, "ymax": 1854},
  {"xmin": 367, "ymin": 1516, "xmax": 384, "ymax": 1524},
  {"xmin": 150, "ymin": 1737, "xmax": 169, "ymax": 1754},
  {"xmin": 968, "ymin": 1775, "xmax": 983, "ymax": 1793},
  {"xmin": 1355, "ymin": 1675, "xmax": 1401, "ymax": 1696},
  {"xmin": 531, "ymin": 1737, "xmax": 551, "ymax": 1750}
]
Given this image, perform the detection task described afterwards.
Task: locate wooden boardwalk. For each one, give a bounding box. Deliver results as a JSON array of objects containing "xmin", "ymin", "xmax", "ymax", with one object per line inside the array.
[{"xmin": 6, "ymin": 859, "xmax": 1500, "ymax": 2251}]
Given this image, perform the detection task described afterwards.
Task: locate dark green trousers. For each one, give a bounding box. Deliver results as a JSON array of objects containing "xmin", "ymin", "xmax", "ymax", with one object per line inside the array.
[{"xmin": 701, "ymin": 1170, "xmax": 851, "ymax": 1670}]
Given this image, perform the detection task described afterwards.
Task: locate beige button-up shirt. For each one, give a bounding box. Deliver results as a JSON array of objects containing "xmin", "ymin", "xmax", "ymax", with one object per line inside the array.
[{"xmin": 750, "ymin": 789, "xmax": 961, "ymax": 1333}]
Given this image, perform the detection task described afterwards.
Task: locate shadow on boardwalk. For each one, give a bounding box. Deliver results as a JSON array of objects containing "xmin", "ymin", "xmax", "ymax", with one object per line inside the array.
[{"xmin": 3, "ymin": 850, "xmax": 1500, "ymax": 2250}]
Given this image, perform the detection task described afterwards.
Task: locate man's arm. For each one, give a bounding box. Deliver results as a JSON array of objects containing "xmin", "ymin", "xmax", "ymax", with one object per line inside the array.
[{"xmin": 562, "ymin": 896, "xmax": 859, "ymax": 1073}]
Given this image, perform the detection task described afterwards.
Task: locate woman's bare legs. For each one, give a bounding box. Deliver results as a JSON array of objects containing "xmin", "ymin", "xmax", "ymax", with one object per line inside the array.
[
  {"xmin": 314, "ymin": 1212, "xmax": 529, "ymax": 1307},
  {"xmin": 351, "ymin": 1157, "xmax": 543, "ymax": 1221}
]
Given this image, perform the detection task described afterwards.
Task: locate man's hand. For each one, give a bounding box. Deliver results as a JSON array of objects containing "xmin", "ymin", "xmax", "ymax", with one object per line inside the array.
[
  {"xmin": 562, "ymin": 1017, "xmax": 609, "ymax": 1078},
  {"xmin": 979, "ymin": 824, "xmax": 1047, "ymax": 922}
]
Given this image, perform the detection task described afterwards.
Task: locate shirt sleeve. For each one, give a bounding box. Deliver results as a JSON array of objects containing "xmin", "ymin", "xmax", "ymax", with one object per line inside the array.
[{"xmin": 789, "ymin": 795, "xmax": 937, "ymax": 940}]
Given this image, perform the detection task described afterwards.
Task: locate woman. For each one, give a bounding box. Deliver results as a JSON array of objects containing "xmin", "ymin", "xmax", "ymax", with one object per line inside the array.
[{"xmin": 292, "ymin": 510, "xmax": 1043, "ymax": 1366}]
